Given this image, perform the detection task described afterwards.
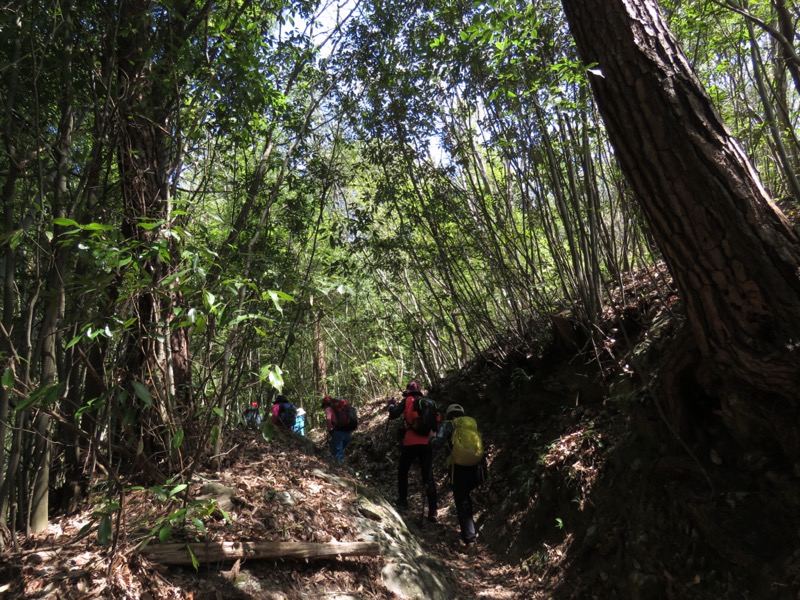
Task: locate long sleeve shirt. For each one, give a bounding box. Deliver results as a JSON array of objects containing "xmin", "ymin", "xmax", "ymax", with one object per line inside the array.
[{"xmin": 430, "ymin": 420, "xmax": 454, "ymax": 450}]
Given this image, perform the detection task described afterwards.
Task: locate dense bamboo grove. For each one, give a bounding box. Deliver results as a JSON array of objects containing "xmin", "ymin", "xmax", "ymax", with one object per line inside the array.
[{"xmin": 0, "ymin": 0, "xmax": 797, "ymax": 540}]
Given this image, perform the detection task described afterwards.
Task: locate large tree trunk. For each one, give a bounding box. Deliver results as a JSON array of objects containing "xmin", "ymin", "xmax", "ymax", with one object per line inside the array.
[
  {"xmin": 560, "ymin": 0, "xmax": 800, "ymax": 456},
  {"xmin": 114, "ymin": 0, "xmax": 203, "ymax": 474}
]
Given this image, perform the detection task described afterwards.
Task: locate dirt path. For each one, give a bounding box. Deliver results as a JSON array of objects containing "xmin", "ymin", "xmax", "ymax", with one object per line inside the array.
[
  {"xmin": 350, "ymin": 398, "xmax": 543, "ymax": 599},
  {"xmin": 0, "ymin": 399, "xmax": 543, "ymax": 599}
]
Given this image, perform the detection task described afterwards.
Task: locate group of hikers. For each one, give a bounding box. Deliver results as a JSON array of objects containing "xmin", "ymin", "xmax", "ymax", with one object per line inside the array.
[
  {"xmin": 387, "ymin": 381, "xmax": 486, "ymax": 548},
  {"xmin": 243, "ymin": 395, "xmax": 306, "ymax": 435},
  {"xmin": 243, "ymin": 381, "xmax": 486, "ymax": 548}
]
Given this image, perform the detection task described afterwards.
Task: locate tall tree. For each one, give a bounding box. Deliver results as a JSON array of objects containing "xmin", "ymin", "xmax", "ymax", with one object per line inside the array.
[{"xmin": 560, "ymin": 0, "xmax": 800, "ymax": 456}]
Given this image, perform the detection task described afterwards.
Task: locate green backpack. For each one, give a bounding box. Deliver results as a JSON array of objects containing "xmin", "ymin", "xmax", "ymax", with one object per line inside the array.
[{"xmin": 447, "ymin": 416, "xmax": 484, "ymax": 466}]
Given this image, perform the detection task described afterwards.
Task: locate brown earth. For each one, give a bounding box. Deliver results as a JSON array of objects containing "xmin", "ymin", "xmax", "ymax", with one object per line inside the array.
[{"xmin": 2, "ymin": 265, "xmax": 800, "ymax": 598}]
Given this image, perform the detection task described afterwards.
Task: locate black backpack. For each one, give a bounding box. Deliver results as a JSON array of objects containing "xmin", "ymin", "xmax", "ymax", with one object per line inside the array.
[
  {"xmin": 278, "ymin": 402, "xmax": 297, "ymax": 430},
  {"xmin": 409, "ymin": 397, "xmax": 439, "ymax": 436}
]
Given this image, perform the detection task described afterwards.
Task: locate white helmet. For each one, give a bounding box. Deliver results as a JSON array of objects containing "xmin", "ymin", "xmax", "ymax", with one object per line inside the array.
[{"xmin": 445, "ymin": 404, "xmax": 465, "ymax": 419}]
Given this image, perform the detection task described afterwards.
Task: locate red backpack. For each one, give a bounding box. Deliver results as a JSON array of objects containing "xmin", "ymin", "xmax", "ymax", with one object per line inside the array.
[
  {"xmin": 403, "ymin": 396, "xmax": 439, "ymax": 436},
  {"xmin": 330, "ymin": 398, "xmax": 359, "ymax": 432}
]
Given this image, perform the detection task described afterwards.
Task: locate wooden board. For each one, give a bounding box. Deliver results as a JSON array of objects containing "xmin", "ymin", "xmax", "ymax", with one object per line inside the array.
[{"xmin": 141, "ymin": 540, "xmax": 382, "ymax": 566}]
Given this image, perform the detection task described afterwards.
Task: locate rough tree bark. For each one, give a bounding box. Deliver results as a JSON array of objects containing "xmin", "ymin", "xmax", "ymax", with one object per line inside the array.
[
  {"xmin": 114, "ymin": 0, "xmax": 208, "ymax": 473},
  {"xmin": 560, "ymin": 0, "xmax": 800, "ymax": 457}
]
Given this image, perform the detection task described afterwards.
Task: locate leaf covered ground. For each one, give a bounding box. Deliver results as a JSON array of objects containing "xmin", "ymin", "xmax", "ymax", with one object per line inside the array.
[{"xmin": 2, "ymin": 264, "xmax": 800, "ymax": 598}]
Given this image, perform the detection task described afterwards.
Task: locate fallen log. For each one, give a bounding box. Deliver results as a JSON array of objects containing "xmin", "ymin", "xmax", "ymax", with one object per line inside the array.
[{"xmin": 141, "ymin": 540, "xmax": 382, "ymax": 566}]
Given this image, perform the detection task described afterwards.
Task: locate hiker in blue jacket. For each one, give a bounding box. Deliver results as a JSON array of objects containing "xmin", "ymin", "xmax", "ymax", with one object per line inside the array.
[{"xmin": 271, "ymin": 395, "xmax": 297, "ymax": 432}]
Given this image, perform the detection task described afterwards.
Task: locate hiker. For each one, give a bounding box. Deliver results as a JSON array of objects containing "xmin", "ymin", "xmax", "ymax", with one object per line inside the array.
[
  {"xmin": 322, "ymin": 395, "xmax": 357, "ymax": 461},
  {"xmin": 387, "ymin": 381, "xmax": 438, "ymax": 523},
  {"xmin": 429, "ymin": 403, "xmax": 486, "ymax": 548},
  {"xmin": 294, "ymin": 406, "xmax": 306, "ymax": 435},
  {"xmin": 243, "ymin": 401, "xmax": 262, "ymax": 429},
  {"xmin": 271, "ymin": 395, "xmax": 298, "ymax": 432}
]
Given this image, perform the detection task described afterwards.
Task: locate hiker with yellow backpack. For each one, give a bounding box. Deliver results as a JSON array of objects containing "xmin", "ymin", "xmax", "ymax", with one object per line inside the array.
[{"xmin": 430, "ymin": 403, "xmax": 487, "ymax": 548}]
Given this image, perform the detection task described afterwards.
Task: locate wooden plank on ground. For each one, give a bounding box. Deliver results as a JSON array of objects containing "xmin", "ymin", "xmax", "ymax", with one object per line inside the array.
[{"xmin": 141, "ymin": 541, "xmax": 382, "ymax": 566}]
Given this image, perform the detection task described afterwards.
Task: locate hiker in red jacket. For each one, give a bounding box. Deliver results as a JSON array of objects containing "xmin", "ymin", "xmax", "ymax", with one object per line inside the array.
[{"xmin": 387, "ymin": 381, "xmax": 439, "ymax": 522}]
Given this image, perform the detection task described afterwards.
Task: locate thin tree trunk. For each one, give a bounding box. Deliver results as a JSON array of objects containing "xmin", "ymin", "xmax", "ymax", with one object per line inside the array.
[
  {"xmin": 0, "ymin": 3, "xmax": 22, "ymax": 537},
  {"xmin": 741, "ymin": 1, "xmax": 800, "ymax": 200},
  {"xmin": 314, "ymin": 301, "xmax": 328, "ymax": 396}
]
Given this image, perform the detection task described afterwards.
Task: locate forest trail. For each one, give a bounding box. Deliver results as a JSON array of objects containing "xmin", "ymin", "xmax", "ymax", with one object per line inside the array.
[
  {"xmin": 3, "ymin": 272, "xmax": 799, "ymax": 599},
  {"xmin": 0, "ymin": 396, "xmax": 542, "ymax": 599}
]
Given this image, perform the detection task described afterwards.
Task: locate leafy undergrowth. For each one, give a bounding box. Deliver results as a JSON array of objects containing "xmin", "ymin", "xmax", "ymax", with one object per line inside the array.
[{"xmin": 3, "ymin": 265, "xmax": 800, "ymax": 598}]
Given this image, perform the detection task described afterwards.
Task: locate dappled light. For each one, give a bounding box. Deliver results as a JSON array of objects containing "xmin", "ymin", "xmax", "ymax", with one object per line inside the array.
[{"xmin": 1, "ymin": 0, "xmax": 799, "ymax": 597}]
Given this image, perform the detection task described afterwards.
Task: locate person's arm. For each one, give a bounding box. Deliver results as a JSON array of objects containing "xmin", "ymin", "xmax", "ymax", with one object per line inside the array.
[
  {"xmin": 429, "ymin": 420, "xmax": 453, "ymax": 450},
  {"xmin": 387, "ymin": 397, "xmax": 406, "ymax": 420},
  {"xmin": 324, "ymin": 407, "xmax": 334, "ymax": 432}
]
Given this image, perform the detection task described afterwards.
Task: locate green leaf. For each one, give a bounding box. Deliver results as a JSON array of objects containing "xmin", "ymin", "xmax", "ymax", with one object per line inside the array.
[
  {"xmin": 15, "ymin": 384, "xmax": 58, "ymax": 412},
  {"xmin": 172, "ymin": 428, "xmax": 185, "ymax": 449},
  {"xmin": 191, "ymin": 518, "xmax": 206, "ymax": 534},
  {"xmin": 212, "ymin": 407, "xmax": 224, "ymax": 418},
  {"xmin": 132, "ymin": 381, "xmax": 153, "ymax": 408},
  {"xmin": 264, "ymin": 290, "xmax": 292, "ymax": 313},
  {"xmin": 82, "ymin": 222, "xmax": 114, "ymax": 231},
  {"xmin": 137, "ymin": 220, "xmax": 165, "ymax": 231},
  {"xmin": 267, "ymin": 365, "xmax": 284, "ymax": 390},
  {"xmin": 65, "ymin": 333, "xmax": 83, "ymax": 350},
  {"xmin": 168, "ymin": 483, "xmax": 188, "ymax": 497},
  {"xmin": 53, "ymin": 217, "xmax": 80, "ymax": 227},
  {"xmin": 212, "ymin": 500, "xmax": 231, "ymax": 522},
  {"xmin": 98, "ymin": 515, "xmax": 113, "ymax": 545},
  {"xmin": 1, "ymin": 367, "xmax": 14, "ymax": 390},
  {"xmin": 161, "ymin": 268, "xmax": 192, "ymax": 287},
  {"xmin": 159, "ymin": 525, "xmax": 172, "ymax": 543},
  {"xmin": 0, "ymin": 229, "xmax": 24, "ymax": 250},
  {"xmin": 187, "ymin": 544, "xmax": 199, "ymax": 571}
]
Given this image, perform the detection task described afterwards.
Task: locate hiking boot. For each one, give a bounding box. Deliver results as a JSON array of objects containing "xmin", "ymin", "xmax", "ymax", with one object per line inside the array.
[{"xmin": 452, "ymin": 539, "xmax": 477, "ymax": 554}]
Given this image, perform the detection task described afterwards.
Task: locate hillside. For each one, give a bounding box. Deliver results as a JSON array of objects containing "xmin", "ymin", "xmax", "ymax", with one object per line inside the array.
[{"xmin": 2, "ymin": 267, "xmax": 799, "ymax": 599}]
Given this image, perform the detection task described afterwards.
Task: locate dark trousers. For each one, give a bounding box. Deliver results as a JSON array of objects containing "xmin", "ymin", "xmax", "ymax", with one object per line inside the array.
[
  {"xmin": 398, "ymin": 444, "xmax": 437, "ymax": 515},
  {"xmin": 452, "ymin": 464, "xmax": 482, "ymax": 543}
]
